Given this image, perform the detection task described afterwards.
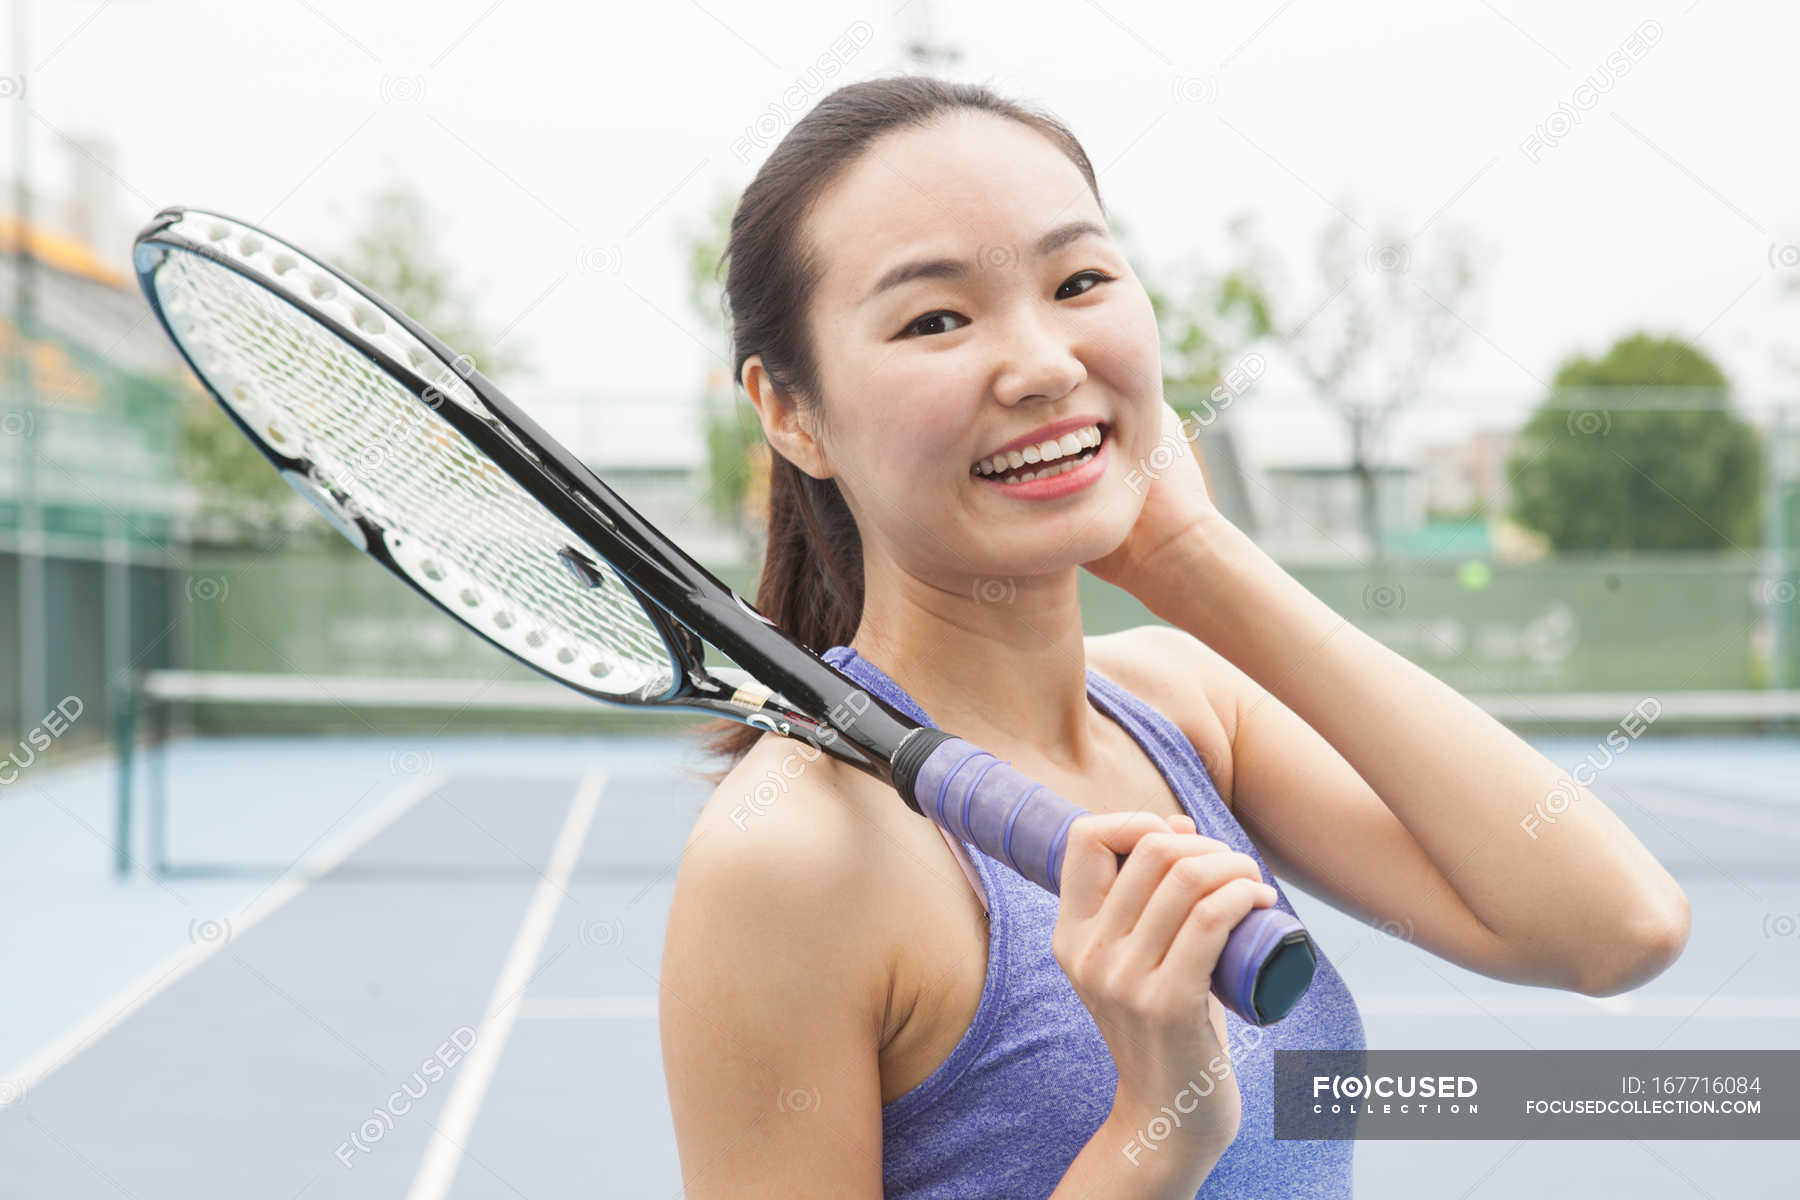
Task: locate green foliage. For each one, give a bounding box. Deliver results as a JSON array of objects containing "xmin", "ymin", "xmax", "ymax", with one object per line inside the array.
[
  {"xmin": 336, "ymin": 184, "xmax": 531, "ymax": 382},
  {"xmin": 1508, "ymin": 333, "xmax": 1763, "ymax": 551},
  {"xmin": 682, "ymin": 186, "xmax": 765, "ymax": 527},
  {"xmin": 178, "ymin": 383, "xmax": 295, "ymax": 531},
  {"xmin": 1136, "ymin": 213, "xmax": 1276, "ymax": 397}
]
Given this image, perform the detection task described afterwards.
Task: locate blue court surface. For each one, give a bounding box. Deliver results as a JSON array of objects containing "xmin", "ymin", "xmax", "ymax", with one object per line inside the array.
[{"xmin": 2, "ymin": 732, "xmax": 1796, "ymax": 1197}]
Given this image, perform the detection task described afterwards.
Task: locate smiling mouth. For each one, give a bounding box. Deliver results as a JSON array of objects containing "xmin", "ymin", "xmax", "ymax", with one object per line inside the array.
[{"xmin": 970, "ymin": 422, "xmax": 1108, "ymax": 485}]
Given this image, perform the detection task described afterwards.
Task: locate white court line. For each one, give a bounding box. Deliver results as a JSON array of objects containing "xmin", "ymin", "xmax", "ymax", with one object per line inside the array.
[
  {"xmin": 1357, "ymin": 992, "xmax": 1800, "ymax": 1019},
  {"xmin": 518, "ymin": 994, "xmax": 657, "ymax": 1020},
  {"xmin": 0, "ymin": 770, "xmax": 448, "ymax": 1109},
  {"xmin": 406, "ymin": 768, "xmax": 605, "ymax": 1200}
]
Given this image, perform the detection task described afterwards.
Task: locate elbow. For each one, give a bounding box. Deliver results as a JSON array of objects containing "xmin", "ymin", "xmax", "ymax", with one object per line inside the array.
[{"xmin": 1572, "ymin": 888, "xmax": 1692, "ymax": 998}]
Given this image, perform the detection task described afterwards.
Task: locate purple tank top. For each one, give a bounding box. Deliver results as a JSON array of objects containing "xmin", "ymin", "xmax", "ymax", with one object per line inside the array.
[{"xmin": 821, "ymin": 646, "xmax": 1365, "ymax": 1199}]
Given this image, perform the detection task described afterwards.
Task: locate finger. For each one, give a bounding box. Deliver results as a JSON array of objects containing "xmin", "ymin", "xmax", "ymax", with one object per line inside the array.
[
  {"xmin": 1094, "ymin": 832, "xmax": 1233, "ymax": 940},
  {"xmin": 1157, "ymin": 876, "xmax": 1278, "ymax": 980},
  {"xmin": 1057, "ymin": 811, "xmax": 1171, "ymax": 921},
  {"xmin": 1166, "ymin": 814, "xmax": 1197, "ymax": 836},
  {"xmin": 1122, "ymin": 851, "xmax": 1266, "ymax": 969}
]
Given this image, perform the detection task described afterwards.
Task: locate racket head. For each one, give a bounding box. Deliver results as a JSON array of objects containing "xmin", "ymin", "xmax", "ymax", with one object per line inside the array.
[{"xmin": 132, "ymin": 207, "xmax": 690, "ymax": 705}]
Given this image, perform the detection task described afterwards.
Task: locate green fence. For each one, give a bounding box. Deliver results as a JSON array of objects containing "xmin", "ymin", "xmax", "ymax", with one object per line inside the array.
[{"xmin": 172, "ymin": 546, "xmax": 1774, "ymax": 695}]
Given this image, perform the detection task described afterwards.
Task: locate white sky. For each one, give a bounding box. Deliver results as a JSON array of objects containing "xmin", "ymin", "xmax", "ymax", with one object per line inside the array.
[{"xmin": 12, "ymin": 0, "xmax": 1800, "ymax": 467}]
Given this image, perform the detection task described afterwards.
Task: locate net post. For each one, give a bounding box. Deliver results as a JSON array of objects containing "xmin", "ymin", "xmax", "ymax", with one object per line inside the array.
[
  {"xmin": 149, "ymin": 685, "xmax": 169, "ymax": 878},
  {"xmin": 113, "ymin": 673, "xmax": 138, "ymax": 877}
]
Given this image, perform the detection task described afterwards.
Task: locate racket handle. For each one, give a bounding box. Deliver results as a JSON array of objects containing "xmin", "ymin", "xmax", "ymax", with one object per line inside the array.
[{"xmin": 891, "ymin": 730, "xmax": 1316, "ymax": 1026}]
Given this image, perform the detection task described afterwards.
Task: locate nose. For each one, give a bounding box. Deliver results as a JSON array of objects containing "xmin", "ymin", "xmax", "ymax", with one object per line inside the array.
[{"xmin": 991, "ymin": 306, "xmax": 1086, "ymax": 408}]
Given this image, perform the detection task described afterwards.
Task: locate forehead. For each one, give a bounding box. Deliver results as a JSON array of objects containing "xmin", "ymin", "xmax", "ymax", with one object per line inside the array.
[{"xmin": 805, "ymin": 111, "xmax": 1101, "ymax": 296}]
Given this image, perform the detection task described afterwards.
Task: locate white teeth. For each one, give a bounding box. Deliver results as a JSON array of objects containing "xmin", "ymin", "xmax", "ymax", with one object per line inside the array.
[{"xmin": 971, "ymin": 422, "xmax": 1105, "ymax": 477}]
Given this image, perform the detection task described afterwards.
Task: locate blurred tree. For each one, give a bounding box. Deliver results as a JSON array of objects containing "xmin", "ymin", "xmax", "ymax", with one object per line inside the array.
[
  {"xmin": 1128, "ymin": 212, "xmax": 1276, "ymax": 519},
  {"xmin": 1507, "ymin": 332, "xmax": 1762, "ymax": 551},
  {"xmin": 681, "ymin": 186, "xmax": 767, "ymax": 537},
  {"xmin": 1138, "ymin": 213, "xmax": 1276, "ymax": 394},
  {"xmin": 1247, "ymin": 211, "xmax": 1480, "ymax": 559},
  {"xmin": 180, "ymin": 182, "xmax": 530, "ymax": 544}
]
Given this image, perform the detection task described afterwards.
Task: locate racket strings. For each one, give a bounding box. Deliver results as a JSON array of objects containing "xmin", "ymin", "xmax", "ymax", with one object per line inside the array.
[{"xmin": 155, "ymin": 248, "xmax": 677, "ymax": 701}]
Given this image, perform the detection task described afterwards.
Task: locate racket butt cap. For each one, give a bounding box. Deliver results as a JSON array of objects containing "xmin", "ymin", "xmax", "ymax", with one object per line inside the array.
[{"xmin": 890, "ymin": 727, "xmax": 954, "ymax": 817}]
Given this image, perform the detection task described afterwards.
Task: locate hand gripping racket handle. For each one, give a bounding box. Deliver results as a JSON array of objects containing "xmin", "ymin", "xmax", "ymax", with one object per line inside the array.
[{"xmin": 891, "ymin": 730, "xmax": 1316, "ymax": 1026}]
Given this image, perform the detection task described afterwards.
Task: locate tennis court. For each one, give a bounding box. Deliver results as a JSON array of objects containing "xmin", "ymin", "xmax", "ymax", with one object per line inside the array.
[{"xmin": 2, "ymin": 696, "xmax": 1796, "ymax": 1197}]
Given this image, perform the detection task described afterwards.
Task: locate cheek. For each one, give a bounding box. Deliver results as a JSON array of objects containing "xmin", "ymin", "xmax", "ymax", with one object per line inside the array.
[{"xmin": 1091, "ymin": 287, "xmax": 1163, "ymax": 397}]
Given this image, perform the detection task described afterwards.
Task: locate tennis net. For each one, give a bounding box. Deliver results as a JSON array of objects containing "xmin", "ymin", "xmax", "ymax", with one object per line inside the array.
[{"xmin": 113, "ymin": 669, "xmax": 1800, "ymax": 879}]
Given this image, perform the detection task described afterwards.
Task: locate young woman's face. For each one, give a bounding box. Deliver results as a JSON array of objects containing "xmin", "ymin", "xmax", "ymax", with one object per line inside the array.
[{"xmin": 799, "ymin": 110, "xmax": 1164, "ymax": 588}]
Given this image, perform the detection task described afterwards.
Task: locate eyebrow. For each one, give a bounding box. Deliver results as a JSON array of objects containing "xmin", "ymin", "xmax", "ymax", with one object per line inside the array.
[{"xmin": 859, "ymin": 219, "xmax": 1110, "ymax": 306}]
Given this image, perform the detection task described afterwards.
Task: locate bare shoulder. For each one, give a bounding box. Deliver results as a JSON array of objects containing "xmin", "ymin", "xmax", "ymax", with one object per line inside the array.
[
  {"xmin": 661, "ymin": 734, "xmax": 902, "ymax": 1194},
  {"xmin": 674, "ymin": 732, "xmax": 903, "ymax": 939},
  {"xmin": 1085, "ymin": 623, "xmax": 1244, "ymax": 807}
]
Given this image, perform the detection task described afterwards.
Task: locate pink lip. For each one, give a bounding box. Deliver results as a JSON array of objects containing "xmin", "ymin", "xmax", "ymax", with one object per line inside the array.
[
  {"xmin": 974, "ymin": 415, "xmax": 1108, "ymax": 464},
  {"xmin": 975, "ymin": 432, "xmax": 1109, "ymax": 501}
]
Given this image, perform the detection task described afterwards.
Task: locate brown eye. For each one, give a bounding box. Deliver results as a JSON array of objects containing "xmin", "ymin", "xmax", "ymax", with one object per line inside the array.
[
  {"xmin": 1057, "ymin": 270, "xmax": 1112, "ymax": 300},
  {"xmin": 903, "ymin": 310, "xmax": 968, "ymax": 338}
]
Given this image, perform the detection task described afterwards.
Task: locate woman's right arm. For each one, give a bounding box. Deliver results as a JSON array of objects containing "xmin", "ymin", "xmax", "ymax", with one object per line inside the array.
[{"xmin": 660, "ymin": 774, "xmax": 889, "ymax": 1198}]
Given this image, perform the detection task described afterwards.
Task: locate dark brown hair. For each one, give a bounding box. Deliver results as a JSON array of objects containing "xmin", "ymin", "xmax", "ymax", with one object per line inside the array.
[{"xmin": 695, "ymin": 75, "xmax": 1104, "ymax": 780}]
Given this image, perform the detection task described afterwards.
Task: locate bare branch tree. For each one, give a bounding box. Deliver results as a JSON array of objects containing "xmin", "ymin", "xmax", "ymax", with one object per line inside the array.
[{"xmin": 1257, "ymin": 210, "xmax": 1480, "ymax": 559}]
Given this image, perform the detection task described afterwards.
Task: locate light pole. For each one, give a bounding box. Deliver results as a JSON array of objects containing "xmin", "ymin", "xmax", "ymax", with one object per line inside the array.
[{"xmin": 11, "ymin": 0, "xmax": 47, "ymax": 732}]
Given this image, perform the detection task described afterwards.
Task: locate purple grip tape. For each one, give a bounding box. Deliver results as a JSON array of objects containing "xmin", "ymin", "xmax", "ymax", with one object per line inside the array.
[{"xmin": 909, "ymin": 735, "xmax": 1314, "ymax": 1026}]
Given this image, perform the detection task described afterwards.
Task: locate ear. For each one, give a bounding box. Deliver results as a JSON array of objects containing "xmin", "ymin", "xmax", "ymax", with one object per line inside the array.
[{"xmin": 742, "ymin": 355, "xmax": 833, "ymax": 480}]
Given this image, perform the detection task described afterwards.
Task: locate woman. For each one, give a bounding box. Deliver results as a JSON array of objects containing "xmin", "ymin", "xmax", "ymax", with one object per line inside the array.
[{"xmin": 660, "ymin": 76, "xmax": 1690, "ymax": 1198}]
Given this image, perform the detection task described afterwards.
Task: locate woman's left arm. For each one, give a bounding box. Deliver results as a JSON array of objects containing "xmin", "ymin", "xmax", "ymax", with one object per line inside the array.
[
  {"xmin": 1087, "ymin": 402, "xmax": 1690, "ymax": 998},
  {"xmin": 1129, "ymin": 513, "xmax": 1691, "ymax": 998}
]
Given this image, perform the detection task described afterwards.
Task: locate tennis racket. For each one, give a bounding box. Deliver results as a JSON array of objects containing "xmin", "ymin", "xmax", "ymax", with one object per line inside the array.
[{"xmin": 131, "ymin": 206, "xmax": 1317, "ymax": 1026}]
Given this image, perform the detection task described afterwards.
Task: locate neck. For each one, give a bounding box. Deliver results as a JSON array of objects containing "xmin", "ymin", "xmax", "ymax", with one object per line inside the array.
[{"xmin": 849, "ymin": 548, "xmax": 1097, "ymax": 769}]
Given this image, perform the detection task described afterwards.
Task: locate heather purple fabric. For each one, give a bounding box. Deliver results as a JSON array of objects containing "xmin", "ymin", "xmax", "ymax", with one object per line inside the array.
[{"xmin": 821, "ymin": 645, "xmax": 1365, "ymax": 1199}]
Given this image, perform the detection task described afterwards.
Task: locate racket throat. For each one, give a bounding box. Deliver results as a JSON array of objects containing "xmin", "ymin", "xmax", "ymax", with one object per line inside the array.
[{"xmin": 557, "ymin": 546, "xmax": 610, "ymax": 591}]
